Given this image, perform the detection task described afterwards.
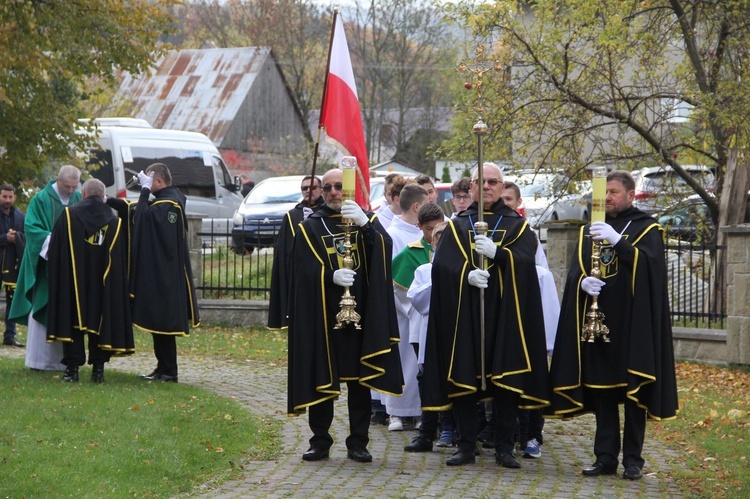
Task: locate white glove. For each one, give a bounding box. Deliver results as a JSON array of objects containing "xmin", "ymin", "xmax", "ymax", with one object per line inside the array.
[
  {"xmin": 341, "ymin": 200, "xmax": 369, "ymax": 227},
  {"xmin": 474, "ymin": 235, "xmax": 496, "ymax": 259},
  {"xmin": 333, "ymin": 268, "xmax": 356, "ymax": 287},
  {"xmin": 137, "ymin": 170, "xmax": 154, "ymax": 190},
  {"xmin": 468, "ymin": 269, "xmax": 490, "ymax": 288},
  {"xmin": 581, "ymin": 276, "xmax": 605, "ymax": 296},
  {"xmin": 590, "ymin": 221, "xmax": 621, "ymax": 245}
]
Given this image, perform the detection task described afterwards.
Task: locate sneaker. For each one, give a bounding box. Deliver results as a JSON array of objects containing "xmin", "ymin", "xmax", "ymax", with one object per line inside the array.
[
  {"xmin": 523, "ymin": 438, "xmax": 541, "ymax": 459},
  {"xmin": 388, "ymin": 416, "xmax": 404, "ymax": 431},
  {"xmin": 436, "ymin": 426, "xmax": 455, "ymax": 447}
]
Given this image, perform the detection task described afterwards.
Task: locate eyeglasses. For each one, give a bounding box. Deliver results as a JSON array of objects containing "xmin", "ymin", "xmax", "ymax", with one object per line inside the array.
[
  {"xmin": 301, "ymin": 185, "xmax": 319, "ymax": 192},
  {"xmin": 322, "ymin": 183, "xmax": 344, "ymax": 193},
  {"xmin": 471, "ymin": 178, "xmax": 502, "ymax": 186},
  {"xmin": 453, "ymin": 194, "xmax": 471, "ymax": 202}
]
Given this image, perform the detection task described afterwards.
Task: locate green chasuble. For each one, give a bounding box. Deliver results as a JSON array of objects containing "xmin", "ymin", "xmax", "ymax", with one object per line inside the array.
[
  {"xmin": 9, "ymin": 180, "xmax": 81, "ymax": 326},
  {"xmin": 392, "ymin": 238, "xmax": 432, "ymax": 290}
]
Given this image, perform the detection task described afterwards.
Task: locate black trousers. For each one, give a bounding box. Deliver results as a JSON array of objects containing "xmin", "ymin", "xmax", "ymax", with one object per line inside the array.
[
  {"xmin": 415, "ymin": 362, "xmax": 453, "ymax": 440},
  {"xmin": 518, "ymin": 408, "xmax": 545, "ymax": 445},
  {"xmin": 152, "ymin": 333, "xmax": 178, "ymax": 377},
  {"xmin": 4, "ymin": 286, "xmax": 16, "ymax": 339},
  {"xmin": 453, "ymin": 388, "xmax": 520, "ymax": 454},
  {"xmin": 308, "ymin": 380, "xmax": 371, "ymax": 451},
  {"xmin": 592, "ymin": 390, "xmax": 647, "ymax": 469},
  {"xmin": 61, "ymin": 332, "xmax": 111, "ymax": 367}
]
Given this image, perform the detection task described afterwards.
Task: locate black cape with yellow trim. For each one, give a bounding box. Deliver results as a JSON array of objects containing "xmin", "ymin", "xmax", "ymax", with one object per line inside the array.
[
  {"xmin": 421, "ymin": 200, "xmax": 551, "ymax": 411},
  {"xmin": 46, "ymin": 197, "xmax": 134, "ymax": 354},
  {"xmin": 548, "ymin": 206, "xmax": 678, "ymax": 420},
  {"xmin": 287, "ymin": 205, "xmax": 404, "ymax": 415},
  {"xmin": 268, "ymin": 196, "xmax": 325, "ymax": 330},
  {"xmin": 129, "ymin": 186, "xmax": 199, "ymax": 335}
]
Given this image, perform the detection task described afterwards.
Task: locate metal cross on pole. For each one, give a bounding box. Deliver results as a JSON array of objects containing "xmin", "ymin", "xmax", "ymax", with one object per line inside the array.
[{"xmin": 456, "ymin": 44, "xmax": 503, "ymax": 392}]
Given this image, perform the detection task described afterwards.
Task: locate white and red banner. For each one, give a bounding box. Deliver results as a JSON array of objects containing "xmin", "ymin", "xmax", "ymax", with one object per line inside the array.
[{"xmin": 319, "ymin": 12, "xmax": 370, "ymax": 208}]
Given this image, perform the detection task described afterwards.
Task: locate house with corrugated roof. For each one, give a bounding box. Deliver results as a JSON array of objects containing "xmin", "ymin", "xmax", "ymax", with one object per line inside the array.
[{"xmin": 114, "ymin": 46, "xmax": 311, "ymax": 179}]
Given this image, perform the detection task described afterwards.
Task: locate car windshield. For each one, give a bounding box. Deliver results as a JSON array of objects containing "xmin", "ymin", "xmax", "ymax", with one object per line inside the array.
[{"xmin": 244, "ymin": 179, "xmax": 302, "ymax": 204}]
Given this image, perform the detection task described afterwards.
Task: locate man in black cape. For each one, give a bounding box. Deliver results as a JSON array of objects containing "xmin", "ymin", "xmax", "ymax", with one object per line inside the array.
[
  {"xmin": 288, "ymin": 168, "xmax": 403, "ymax": 464},
  {"xmin": 107, "ymin": 162, "xmax": 199, "ymax": 382},
  {"xmin": 421, "ymin": 163, "xmax": 550, "ymax": 468},
  {"xmin": 268, "ymin": 175, "xmax": 324, "ymax": 330},
  {"xmin": 47, "ymin": 179, "xmax": 134, "ymax": 382},
  {"xmin": 549, "ymin": 170, "xmax": 678, "ymax": 481}
]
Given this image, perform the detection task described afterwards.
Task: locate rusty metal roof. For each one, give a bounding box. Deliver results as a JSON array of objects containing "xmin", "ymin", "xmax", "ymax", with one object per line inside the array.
[{"xmin": 116, "ymin": 47, "xmax": 272, "ymax": 146}]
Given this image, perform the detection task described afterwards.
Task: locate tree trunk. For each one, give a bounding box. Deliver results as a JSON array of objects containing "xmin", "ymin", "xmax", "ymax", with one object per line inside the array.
[{"xmin": 712, "ymin": 148, "xmax": 750, "ymax": 316}]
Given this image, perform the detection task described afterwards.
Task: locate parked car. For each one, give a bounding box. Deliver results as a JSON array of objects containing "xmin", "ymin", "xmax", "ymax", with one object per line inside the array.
[
  {"xmin": 231, "ymin": 175, "xmax": 306, "ymax": 253},
  {"xmin": 435, "ymin": 182, "xmax": 455, "ymax": 216},
  {"xmin": 505, "ymin": 172, "xmax": 591, "ymax": 228},
  {"xmin": 632, "ymin": 165, "xmax": 715, "ymax": 214},
  {"xmin": 656, "ymin": 194, "xmax": 715, "ymax": 243}
]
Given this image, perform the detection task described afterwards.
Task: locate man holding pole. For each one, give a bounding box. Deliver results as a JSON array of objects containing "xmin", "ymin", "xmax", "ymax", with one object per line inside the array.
[
  {"xmin": 549, "ymin": 170, "xmax": 678, "ymax": 480},
  {"xmin": 421, "ymin": 162, "xmax": 550, "ymax": 468}
]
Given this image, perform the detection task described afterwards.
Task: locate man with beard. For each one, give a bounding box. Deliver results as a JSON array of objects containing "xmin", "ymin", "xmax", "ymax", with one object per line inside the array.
[
  {"xmin": 47, "ymin": 179, "xmax": 134, "ymax": 382},
  {"xmin": 549, "ymin": 170, "xmax": 678, "ymax": 480},
  {"xmin": 1, "ymin": 183, "xmax": 25, "ymax": 347},
  {"xmin": 422, "ymin": 162, "xmax": 550, "ymax": 468},
  {"xmin": 10, "ymin": 165, "xmax": 82, "ymax": 371},
  {"xmin": 268, "ymin": 175, "xmax": 324, "ymax": 330},
  {"xmin": 287, "ymin": 168, "xmax": 403, "ymax": 463}
]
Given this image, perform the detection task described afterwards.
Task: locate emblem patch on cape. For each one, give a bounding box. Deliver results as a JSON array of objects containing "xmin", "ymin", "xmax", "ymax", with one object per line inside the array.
[
  {"xmin": 85, "ymin": 226, "xmax": 108, "ymax": 246},
  {"xmin": 323, "ymin": 233, "xmax": 361, "ymax": 270},
  {"xmin": 168, "ymin": 212, "xmax": 177, "ymax": 224}
]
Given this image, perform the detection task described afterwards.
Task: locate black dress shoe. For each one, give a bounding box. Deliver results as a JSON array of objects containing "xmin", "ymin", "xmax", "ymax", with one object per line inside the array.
[
  {"xmin": 91, "ymin": 364, "xmax": 105, "ymax": 383},
  {"xmin": 446, "ymin": 449, "xmax": 476, "ymax": 466},
  {"xmin": 496, "ymin": 452, "xmax": 521, "ymax": 469},
  {"xmin": 302, "ymin": 447, "xmax": 330, "ymax": 461},
  {"xmin": 347, "ymin": 447, "xmax": 373, "ymax": 463},
  {"xmin": 582, "ymin": 461, "xmax": 618, "ymax": 476},
  {"xmin": 3, "ymin": 338, "xmax": 25, "ymax": 347},
  {"xmin": 404, "ymin": 435, "xmax": 433, "ymax": 452},
  {"xmin": 62, "ymin": 366, "xmax": 79, "ymax": 382},
  {"xmin": 140, "ymin": 369, "xmax": 160, "ymax": 380},
  {"xmin": 154, "ymin": 374, "xmax": 178, "ymax": 383},
  {"xmin": 623, "ymin": 465, "xmax": 643, "ymax": 480}
]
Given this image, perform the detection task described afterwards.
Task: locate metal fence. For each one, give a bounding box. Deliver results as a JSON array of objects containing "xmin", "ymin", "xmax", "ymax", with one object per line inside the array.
[
  {"xmin": 196, "ymin": 221, "xmax": 727, "ymax": 327},
  {"xmin": 197, "ymin": 219, "xmax": 274, "ymax": 300},
  {"xmin": 665, "ymin": 240, "xmax": 726, "ymax": 328}
]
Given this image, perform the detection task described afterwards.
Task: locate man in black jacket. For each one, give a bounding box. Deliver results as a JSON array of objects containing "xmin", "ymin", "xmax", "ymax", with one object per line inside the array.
[{"xmin": 1, "ymin": 183, "xmax": 25, "ymax": 347}]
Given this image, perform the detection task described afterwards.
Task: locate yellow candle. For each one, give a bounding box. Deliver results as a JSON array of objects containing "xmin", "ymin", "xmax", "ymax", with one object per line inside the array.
[
  {"xmin": 341, "ymin": 156, "xmax": 357, "ymax": 202},
  {"xmin": 591, "ymin": 167, "xmax": 607, "ymax": 223}
]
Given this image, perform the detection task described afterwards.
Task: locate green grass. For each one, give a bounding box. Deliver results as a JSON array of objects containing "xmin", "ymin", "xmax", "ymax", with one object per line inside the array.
[
  {"xmin": 180, "ymin": 324, "xmax": 288, "ymax": 364},
  {"xmin": 0, "ymin": 325, "xmax": 284, "ymax": 498},
  {"xmin": 650, "ymin": 362, "xmax": 750, "ymax": 498}
]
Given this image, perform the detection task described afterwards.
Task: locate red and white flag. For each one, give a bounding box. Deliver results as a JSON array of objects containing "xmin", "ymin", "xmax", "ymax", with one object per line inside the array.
[{"xmin": 319, "ymin": 12, "xmax": 370, "ymax": 208}]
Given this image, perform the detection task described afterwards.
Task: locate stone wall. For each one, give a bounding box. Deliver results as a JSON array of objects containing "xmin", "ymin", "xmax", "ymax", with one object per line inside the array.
[{"xmin": 723, "ymin": 224, "xmax": 750, "ymax": 365}]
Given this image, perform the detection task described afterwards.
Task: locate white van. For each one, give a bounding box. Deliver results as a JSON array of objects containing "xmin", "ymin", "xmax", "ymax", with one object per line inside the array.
[{"xmin": 81, "ymin": 118, "xmax": 244, "ymax": 239}]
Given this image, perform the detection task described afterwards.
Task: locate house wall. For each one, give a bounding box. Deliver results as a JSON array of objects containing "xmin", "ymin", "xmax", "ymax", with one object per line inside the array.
[{"xmin": 221, "ymin": 58, "xmax": 310, "ymax": 177}]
